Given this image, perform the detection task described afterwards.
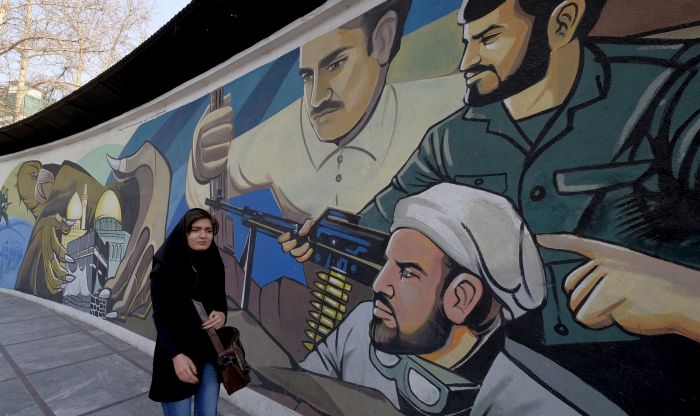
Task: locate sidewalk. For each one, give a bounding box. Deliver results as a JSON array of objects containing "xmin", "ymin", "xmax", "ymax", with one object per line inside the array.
[{"xmin": 0, "ymin": 291, "xmax": 249, "ymax": 416}]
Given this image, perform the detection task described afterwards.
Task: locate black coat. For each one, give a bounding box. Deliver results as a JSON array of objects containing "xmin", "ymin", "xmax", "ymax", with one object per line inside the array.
[{"xmin": 148, "ymin": 219, "xmax": 227, "ymax": 403}]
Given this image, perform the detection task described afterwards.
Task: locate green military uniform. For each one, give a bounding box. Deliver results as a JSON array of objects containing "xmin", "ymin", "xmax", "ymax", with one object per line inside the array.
[
  {"xmin": 361, "ymin": 41, "xmax": 700, "ymax": 343},
  {"xmin": 359, "ymin": 41, "xmax": 700, "ymax": 412}
]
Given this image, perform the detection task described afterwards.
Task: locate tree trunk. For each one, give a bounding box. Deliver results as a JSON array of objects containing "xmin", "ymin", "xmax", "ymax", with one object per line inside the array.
[
  {"xmin": 13, "ymin": 0, "xmax": 33, "ymax": 123},
  {"xmin": 0, "ymin": 0, "xmax": 9, "ymax": 26}
]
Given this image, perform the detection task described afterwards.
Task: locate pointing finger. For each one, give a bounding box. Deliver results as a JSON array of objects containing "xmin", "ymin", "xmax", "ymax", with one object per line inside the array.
[
  {"xmin": 538, "ymin": 234, "xmax": 639, "ymax": 261},
  {"xmin": 537, "ymin": 234, "xmax": 602, "ymax": 258}
]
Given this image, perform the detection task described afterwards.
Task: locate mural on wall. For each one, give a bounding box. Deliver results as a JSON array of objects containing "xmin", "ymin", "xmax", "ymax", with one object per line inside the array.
[
  {"xmin": 5, "ymin": 142, "xmax": 170, "ymax": 321},
  {"xmin": 1, "ymin": 0, "xmax": 699, "ymax": 415}
]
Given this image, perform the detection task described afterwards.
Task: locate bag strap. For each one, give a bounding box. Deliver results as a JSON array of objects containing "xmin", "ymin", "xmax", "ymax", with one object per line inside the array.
[
  {"xmin": 192, "ymin": 299, "xmax": 249, "ymax": 376},
  {"xmin": 192, "ymin": 299, "xmax": 226, "ymax": 357}
]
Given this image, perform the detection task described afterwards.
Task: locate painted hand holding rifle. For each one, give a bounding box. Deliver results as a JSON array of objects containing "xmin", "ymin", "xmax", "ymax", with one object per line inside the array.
[{"xmin": 191, "ymin": 93, "xmax": 233, "ymax": 184}]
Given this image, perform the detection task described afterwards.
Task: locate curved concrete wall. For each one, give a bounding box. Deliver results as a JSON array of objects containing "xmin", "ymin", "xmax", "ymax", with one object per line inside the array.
[{"xmin": 1, "ymin": 1, "xmax": 699, "ymax": 414}]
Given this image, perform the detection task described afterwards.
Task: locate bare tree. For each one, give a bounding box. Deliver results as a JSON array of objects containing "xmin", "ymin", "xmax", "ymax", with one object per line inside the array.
[{"xmin": 0, "ymin": 0, "xmax": 154, "ymax": 126}]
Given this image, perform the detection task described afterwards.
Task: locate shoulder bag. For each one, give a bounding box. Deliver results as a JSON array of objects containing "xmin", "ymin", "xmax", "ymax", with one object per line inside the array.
[{"xmin": 192, "ymin": 300, "xmax": 251, "ymax": 394}]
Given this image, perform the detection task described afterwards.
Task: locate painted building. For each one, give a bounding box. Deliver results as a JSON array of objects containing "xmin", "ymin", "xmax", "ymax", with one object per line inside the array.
[
  {"xmin": 94, "ymin": 189, "xmax": 131, "ymax": 278},
  {"xmin": 64, "ymin": 229, "xmax": 109, "ymax": 315}
]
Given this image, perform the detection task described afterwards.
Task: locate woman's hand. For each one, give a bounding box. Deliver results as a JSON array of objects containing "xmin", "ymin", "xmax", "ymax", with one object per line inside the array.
[
  {"xmin": 202, "ymin": 310, "xmax": 226, "ymax": 330},
  {"xmin": 173, "ymin": 353, "xmax": 199, "ymax": 384}
]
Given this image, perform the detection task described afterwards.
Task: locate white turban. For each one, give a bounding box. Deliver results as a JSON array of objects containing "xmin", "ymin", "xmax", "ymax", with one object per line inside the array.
[{"xmin": 390, "ymin": 183, "xmax": 546, "ymax": 321}]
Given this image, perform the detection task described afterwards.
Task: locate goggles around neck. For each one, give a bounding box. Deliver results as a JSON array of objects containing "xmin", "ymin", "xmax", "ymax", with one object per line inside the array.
[{"xmin": 369, "ymin": 344, "xmax": 480, "ymax": 415}]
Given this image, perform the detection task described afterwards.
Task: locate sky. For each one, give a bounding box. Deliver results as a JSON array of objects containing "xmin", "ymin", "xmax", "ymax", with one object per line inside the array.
[{"xmin": 147, "ymin": 0, "xmax": 193, "ymax": 37}]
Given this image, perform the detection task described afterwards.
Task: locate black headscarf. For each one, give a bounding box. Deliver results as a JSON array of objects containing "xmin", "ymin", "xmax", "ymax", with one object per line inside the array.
[{"xmin": 151, "ymin": 209, "xmax": 224, "ymax": 296}]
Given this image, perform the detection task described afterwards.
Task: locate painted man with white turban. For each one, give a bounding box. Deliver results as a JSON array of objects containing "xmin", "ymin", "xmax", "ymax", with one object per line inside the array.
[{"xmin": 300, "ymin": 183, "xmax": 625, "ymax": 415}]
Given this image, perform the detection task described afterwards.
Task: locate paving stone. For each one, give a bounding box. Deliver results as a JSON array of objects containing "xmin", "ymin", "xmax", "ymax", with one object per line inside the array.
[
  {"xmin": 0, "ymin": 304, "xmax": 54, "ymax": 324},
  {"xmin": 0, "ymin": 378, "xmax": 44, "ymax": 416},
  {"xmin": 5, "ymin": 332, "xmax": 111, "ymax": 374},
  {"xmin": 121, "ymin": 347, "xmax": 154, "ymax": 373},
  {"xmin": 0, "ymin": 315, "xmax": 78, "ymax": 346},
  {"xmin": 85, "ymin": 402, "xmax": 140, "ymax": 416},
  {"xmin": 0, "ymin": 354, "xmax": 16, "ymax": 382},
  {"xmin": 0, "ymin": 294, "xmax": 30, "ymax": 307},
  {"xmin": 0, "ymin": 293, "xmax": 254, "ymax": 416},
  {"xmin": 76, "ymin": 353, "xmax": 150, "ymax": 401},
  {"xmin": 112, "ymin": 393, "xmax": 163, "ymax": 416},
  {"xmin": 0, "ymin": 300, "xmax": 25, "ymax": 311},
  {"xmin": 26, "ymin": 363, "xmax": 118, "ymax": 416}
]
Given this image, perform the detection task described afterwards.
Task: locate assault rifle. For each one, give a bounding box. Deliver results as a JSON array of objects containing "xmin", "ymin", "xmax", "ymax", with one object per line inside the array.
[{"xmin": 205, "ymin": 197, "xmax": 388, "ymax": 312}]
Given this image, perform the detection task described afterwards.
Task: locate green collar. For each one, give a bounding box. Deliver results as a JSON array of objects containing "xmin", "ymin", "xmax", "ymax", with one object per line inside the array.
[{"xmin": 460, "ymin": 45, "xmax": 609, "ymax": 153}]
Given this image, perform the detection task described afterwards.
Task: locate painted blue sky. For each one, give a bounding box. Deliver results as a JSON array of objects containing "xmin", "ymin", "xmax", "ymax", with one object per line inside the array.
[{"xmin": 120, "ymin": 0, "xmax": 464, "ymax": 286}]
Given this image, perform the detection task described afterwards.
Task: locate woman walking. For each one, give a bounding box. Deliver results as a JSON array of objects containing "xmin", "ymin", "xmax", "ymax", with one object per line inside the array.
[{"xmin": 148, "ymin": 208, "xmax": 227, "ymax": 416}]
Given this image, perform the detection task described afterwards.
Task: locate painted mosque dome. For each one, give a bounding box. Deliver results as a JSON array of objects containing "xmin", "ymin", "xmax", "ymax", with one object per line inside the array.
[
  {"xmin": 95, "ymin": 190, "xmax": 122, "ymax": 231},
  {"xmin": 66, "ymin": 192, "xmax": 83, "ymax": 221}
]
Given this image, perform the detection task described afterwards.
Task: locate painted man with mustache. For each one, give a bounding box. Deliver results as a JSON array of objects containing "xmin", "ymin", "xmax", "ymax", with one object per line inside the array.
[
  {"xmin": 300, "ymin": 183, "xmax": 624, "ymax": 415},
  {"xmin": 185, "ymin": 0, "xmax": 466, "ymax": 223},
  {"xmin": 284, "ymin": 1, "xmax": 700, "ymax": 412}
]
